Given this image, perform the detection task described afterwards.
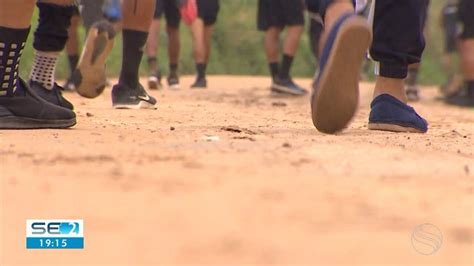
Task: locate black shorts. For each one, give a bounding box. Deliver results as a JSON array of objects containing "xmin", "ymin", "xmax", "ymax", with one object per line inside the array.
[
  {"xmin": 72, "ymin": 6, "xmax": 80, "ymax": 16},
  {"xmin": 306, "ymin": 0, "xmax": 320, "ymax": 13},
  {"xmin": 197, "ymin": 0, "xmax": 220, "ymax": 26},
  {"xmin": 459, "ymin": 0, "xmax": 474, "ymax": 40},
  {"xmin": 154, "ymin": 0, "xmax": 181, "ymax": 28},
  {"xmin": 258, "ymin": 0, "xmax": 305, "ymax": 31}
]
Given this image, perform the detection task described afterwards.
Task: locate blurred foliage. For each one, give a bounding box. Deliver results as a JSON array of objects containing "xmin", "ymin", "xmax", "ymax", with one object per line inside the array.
[{"xmin": 20, "ymin": 0, "xmax": 452, "ymax": 85}]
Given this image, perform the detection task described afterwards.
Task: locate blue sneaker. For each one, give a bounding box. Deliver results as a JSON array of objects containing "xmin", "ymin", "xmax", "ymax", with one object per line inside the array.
[
  {"xmin": 311, "ymin": 13, "xmax": 371, "ymax": 134},
  {"xmin": 369, "ymin": 94, "xmax": 428, "ymax": 133}
]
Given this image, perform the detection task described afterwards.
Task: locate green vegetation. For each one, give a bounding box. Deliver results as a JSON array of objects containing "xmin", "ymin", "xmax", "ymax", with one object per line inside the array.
[{"xmin": 21, "ymin": 1, "xmax": 451, "ymax": 85}]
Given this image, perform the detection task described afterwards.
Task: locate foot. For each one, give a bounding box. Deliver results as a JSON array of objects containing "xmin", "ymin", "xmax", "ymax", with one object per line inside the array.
[
  {"xmin": 445, "ymin": 87, "xmax": 474, "ymax": 107},
  {"xmin": 0, "ymin": 79, "xmax": 76, "ymax": 129},
  {"xmin": 311, "ymin": 13, "xmax": 372, "ymax": 134},
  {"xmin": 167, "ymin": 74, "xmax": 180, "ymax": 90},
  {"xmin": 271, "ymin": 77, "xmax": 307, "ymax": 96},
  {"xmin": 62, "ymin": 78, "xmax": 76, "ymax": 92},
  {"xmin": 73, "ymin": 21, "xmax": 116, "ymax": 98},
  {"xmin": 148, "ymin": 73, "xmax": 162, "ymax": 90},
  {"xmin": 368, "ymin": 94, "xmax": 428, "ymax": 133},
  {"xmin": 440, "ymin": 75, "xmax": 463, "ymax": 98},
  {"xmin": 191, "ymin": 77, "xmax": 207, "ymax": 89},
  {"xmin": 112, "ymin": 83, "xmax": 157, "ymax": 109},
  {"xmin": 405, "ymin": 85, "xmax": 420, "ymax": 102},
  {"xmin": 29, "ymin": 81, "xmax": 74, "ymax": 110}
]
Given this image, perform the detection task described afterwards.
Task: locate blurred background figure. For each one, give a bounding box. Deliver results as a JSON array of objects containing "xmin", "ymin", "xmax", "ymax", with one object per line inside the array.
[
  {"xmin": 186, "ymin": 0, "xmax": 220, "ymax": 89},
  {"xmin": 446, "ymin": 0, "xmax": 474, "ymax": 106},
  {"xmin": 146, "ymin": 0, "xmax": 182, "ymax": 90},
  {"xmin": 404, "ymin": 0, "xmax": 430, "ymax": 102},
  {"xmin": 258, "ymin": 0, "xmax": 307, "ymax": 96},
  {"xmin": 439, "ymin": 0, "xmax": 462, "ymax": 98},
  {"xmin": 305, "ymin": 0, "xmax": 322, "ymax": 60}
]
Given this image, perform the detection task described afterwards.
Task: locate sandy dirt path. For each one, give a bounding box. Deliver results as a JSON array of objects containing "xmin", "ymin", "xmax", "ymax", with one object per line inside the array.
[{"xmin": 1, "ymin": 76, "xmax": 473, "ymax": 265}]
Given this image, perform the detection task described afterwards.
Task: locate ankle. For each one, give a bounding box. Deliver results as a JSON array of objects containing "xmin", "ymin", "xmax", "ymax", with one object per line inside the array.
[{"xmin": 374, "ymin": 76, "xmax": 407, "ymax": 103}]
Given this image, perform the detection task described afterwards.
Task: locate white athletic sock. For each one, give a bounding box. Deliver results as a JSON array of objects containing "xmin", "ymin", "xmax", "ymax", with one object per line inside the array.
[{"xmin": 30, "ymin": 50, "xmax": 59, "ymax": 90}]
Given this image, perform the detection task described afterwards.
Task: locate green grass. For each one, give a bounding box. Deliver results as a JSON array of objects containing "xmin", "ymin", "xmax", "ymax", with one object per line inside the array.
[{"xmin": 20, "ymin": 1, "xmax": 450, "ymax": 85}]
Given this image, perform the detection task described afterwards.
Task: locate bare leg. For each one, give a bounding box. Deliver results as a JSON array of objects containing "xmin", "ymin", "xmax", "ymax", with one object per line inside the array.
[
  {"xmin": 167, "ymin": 26, "xmax": 180, "ymax": 66},
  {"xmin": 460, "ymin": 39, "xmax": 474, "ymax": 80},
  {"xmin": 190, "ymin": 18, "xmax": 206, "ymax": 64},
  {"xmin": 264, "ymin": 27, "xmax": 281, "ymax": 80},
  {"xmin": 264, "ymin": 27, "xmax": 281, "ymax": 63},
  {"xmin": 0, "ymin": 0, "xmax": 35, "ymax": 28},
  {"xmin": 204, "ymin": 25, "xmax": 214, "ymax": 63},
  {"xmin": 146, "ymin": 19, "xmax": 161, "ymax": 76},
  {"xmin": 283, "ymin": 25, "xmax": 303, "ymax": 57},
  {"xmin": 66, "ymin": 15, "xmax": 80, "ymax": 57},
  {"xmin": 122, "ymin": 0, "xmax": 155, "ymax": 32}
]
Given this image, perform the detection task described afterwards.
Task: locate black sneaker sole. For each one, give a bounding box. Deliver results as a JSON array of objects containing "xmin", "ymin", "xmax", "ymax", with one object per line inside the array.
[
  {"xmin": 0, "ymin": 116, "xmax": 76, "ymax": 129},
  {"xmin": 311, "ymin": 17, "xmax": 371, "ymax": 134}
]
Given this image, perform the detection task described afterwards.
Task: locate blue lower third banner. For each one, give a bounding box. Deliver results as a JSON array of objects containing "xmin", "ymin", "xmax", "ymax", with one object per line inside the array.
[{"xmin": 26, "ymin": 237, "xmax": 84, "ymax": 249}]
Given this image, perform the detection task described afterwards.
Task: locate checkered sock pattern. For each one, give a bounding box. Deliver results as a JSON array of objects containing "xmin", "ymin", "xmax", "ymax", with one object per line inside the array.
[
  {"xmin": 0, "ymin": 38, "xmax": 26, "ymax": 97},
  {"xmin": 30, "ymin": 51, "xmax": 59, "ymax": 90}
]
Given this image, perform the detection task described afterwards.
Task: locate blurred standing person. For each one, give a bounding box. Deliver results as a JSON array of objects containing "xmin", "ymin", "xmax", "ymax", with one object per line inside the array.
[
  {"xmin": 446, "ymin": 0, "xmax": 474, "ymax": 106},
  {"xmin": 404, "ymin": 0, "xmax": 430, "ymax": 102},
  {"xmin": 146, "ymin": 0, "xmax": 182, "ymax": 90},
  {"xmin": 258, "ymin": 0, "xmax": 307, "ymax": 96},
  {"xmin": 180, "ymin": 0, "xmax": 220, "ymax": 89}
]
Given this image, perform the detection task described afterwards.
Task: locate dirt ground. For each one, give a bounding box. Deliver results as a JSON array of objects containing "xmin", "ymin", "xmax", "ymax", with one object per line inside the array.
[{"xmin": 1, "ymin": 76, "xmax": 473, "ymax": 265}]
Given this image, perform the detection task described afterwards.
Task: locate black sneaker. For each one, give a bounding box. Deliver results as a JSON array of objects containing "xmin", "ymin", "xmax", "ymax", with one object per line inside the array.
[
  {"xmin": 167, "ymin": 74, "xmax": 180, "ymax": 90},
  {"xmin": 148, "ymin": 73, "xmax": 162, "ymax": 90},
  {"xmin": 405, "ymin": 85, "xmax": 420, "ymax": 102},
  {"xmin": 271, "ymin": 77, "xmax": 307, "ymax": 96},
  {"xmin": 445, "ymin": 87, "xmax": 474, "ymax": 107},
  {"xmin": 112, "ymin": 83, "xmax": 157, "ymax": 109},
  {"xmin": 62, "ymin": 78, "xmax": 76, "ymax": 92},
  {"xmin": 0, "ymin": 79, "xmax": 76, "ymax": 129},
  {"xmin": 29, "ymin": 81, "xmax": 74, "ymax": 110},
  {"xmin": 191, "ymin": 77, "xmax": 207, "ymax": 89}
]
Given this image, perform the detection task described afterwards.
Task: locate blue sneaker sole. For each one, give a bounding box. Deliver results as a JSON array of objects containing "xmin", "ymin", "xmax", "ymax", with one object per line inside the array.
[{"xmin": 311, "ymin": 16, "xmax": 371, "ymax": 134}]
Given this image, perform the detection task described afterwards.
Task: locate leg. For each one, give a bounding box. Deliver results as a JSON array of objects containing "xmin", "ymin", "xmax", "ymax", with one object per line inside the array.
[
  {"xmin": 166, "ymin": 25, "xmax": 181, "ymax": 88},
  {"xmin": 189, "ymin": 18, "xmax": 207, "ymax": 88},
  {"xmin": 405, "ymin": 63, "xmax": 421, "ymax": 102},
  {"xmin": 204, "ymin": 25, "xmax": 214, "ymax": 63},
  {"xmin": 146, "ymin": 6, "xmax": 163, "ymax": 90},
  {"xmin": 280, "ymin": 25, "xmax": 303, "ymax": 80},
  {"xmin": 66, "ymin": 12, "xmax": 80, "ymax": 76},
  {"xmin": 369, "ymin": 0, "xmax": 429, "ymax": 132},
  {"xmin": 0, "ymin": 0, "xmax": 75, "ymax": 129},
  {"xmin": 190, "ymin": 0, "xmax": 219, "ymax": 88},
  {"xmin": 459, "ymin": 0, "xmax": 474, "ymax": 99},
  {"xmin": 112, "ymin": 0, "xmax": 158, "ymax": 109},
  {"xmin": 29, "ymin": 0, "xmax": 76, "ymax": 109},
  {"xmin": 264, "ymin": 27, "xmax": 281, "ymax": 81},
  {"xmin": 266, "ymin": 0, "xmax": 306, "ymax": 96},
  {"xmin": 73, "ymin": 1, "xmax": 116, "ymax": 98},
  {"xmin": 164, "ymin": 0, "xmax": 181, "ymax": 88},
  {"xmin": 80, "ymin": 0, "xmax": 106, "ymax": 32},
  {"xmin": 311, "ymin": 0, "xmax": 370, "ymax": 133}
]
